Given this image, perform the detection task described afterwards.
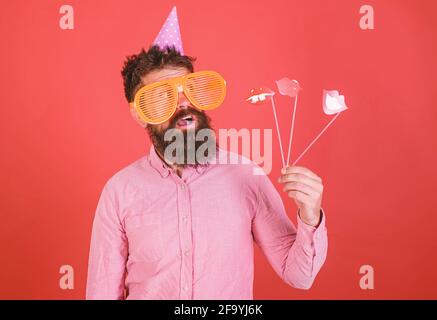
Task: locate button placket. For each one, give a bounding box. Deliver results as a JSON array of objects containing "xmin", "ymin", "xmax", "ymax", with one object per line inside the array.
[{"xmin": 177, "ymin": 182, "xmax": 193, "ymax": 299}]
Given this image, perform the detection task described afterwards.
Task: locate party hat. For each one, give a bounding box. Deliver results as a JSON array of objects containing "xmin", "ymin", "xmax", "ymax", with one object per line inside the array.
[{"xmin": 153, "ymin": 6, "xmax": 184, "ymax": 55}]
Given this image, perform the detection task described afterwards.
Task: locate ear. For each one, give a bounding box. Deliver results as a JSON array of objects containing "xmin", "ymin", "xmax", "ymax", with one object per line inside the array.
[{"xmin": 129, "ymin": 103, "xmax": 148, "ymax": 128}]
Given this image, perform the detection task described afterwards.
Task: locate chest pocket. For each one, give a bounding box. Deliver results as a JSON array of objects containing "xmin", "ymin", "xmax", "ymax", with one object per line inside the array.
[{"xmin": 124, "ymin": 213, "xmax": 163, "ymax": 262}]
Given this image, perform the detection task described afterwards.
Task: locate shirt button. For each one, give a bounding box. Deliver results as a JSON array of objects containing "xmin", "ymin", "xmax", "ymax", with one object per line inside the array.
[
  {"xmin": 184, "ymin": 249, "xmax": 190, "ymax": 256},
  {"xmin": 182, "ymin": 215, "xmax": 187, "ymax": 222},
  {"xmin": 182, "ymin": 286, "xmax": 188, "ymax": 291}
]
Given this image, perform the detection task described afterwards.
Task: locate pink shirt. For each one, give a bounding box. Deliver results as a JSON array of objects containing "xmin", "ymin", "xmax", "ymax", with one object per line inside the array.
[{"xmin": 86, "ymin": 146, "xmax": 328, "ymax": 299}]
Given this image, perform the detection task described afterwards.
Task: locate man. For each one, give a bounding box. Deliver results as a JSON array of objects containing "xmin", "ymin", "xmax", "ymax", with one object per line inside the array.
[{"xmin": 86, "ymin": 45, "xmax": 328, "ymax": 300}]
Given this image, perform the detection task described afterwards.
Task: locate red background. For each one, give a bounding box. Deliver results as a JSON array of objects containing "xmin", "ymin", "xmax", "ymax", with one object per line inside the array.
[{"xmin": 1, "ymin": 0, "xmax": 436, "ymax": 299}]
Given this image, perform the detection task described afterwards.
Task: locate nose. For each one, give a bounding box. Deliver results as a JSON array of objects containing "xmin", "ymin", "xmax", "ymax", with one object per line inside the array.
[{"xmin": 176, "ymin": 85, "xmax": 191, "ymax": 110}]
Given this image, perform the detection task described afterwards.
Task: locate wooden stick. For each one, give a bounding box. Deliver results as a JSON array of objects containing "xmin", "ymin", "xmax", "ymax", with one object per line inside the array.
[
  {"xmin": 270, "ymin": 96, "xmax": 286, "ymax": 168},
  {"xmin": 292, "ymin": 112, "xmax": 341, "ymax": 166},
  {"xmin": 286, "ymin": 94, "xmax": 299, "ymax": 166}
]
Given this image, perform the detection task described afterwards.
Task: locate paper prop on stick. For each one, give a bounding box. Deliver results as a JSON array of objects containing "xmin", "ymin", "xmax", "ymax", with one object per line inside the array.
[
  {"xmin": 276, "ymin": 78, "xmax": 301, "ymax": 98},
  {"xmin": 292, "ymin": 90, "xmax": 348, "ymax": 165},
  {"xmin": 246, "ymin": 78, "xmax": 302, "ymax": 168},
  {"xmin": 323, "ymin": 90, "xmax": 348, "ymax": 114},
  {"xmin": 246, "ymin": 88, "xmax": 275, "ymax": 105},
  {"xmin": 246, "ymin": 87, "xmax": 286, "ymax": 167},
  {"xmin": 276, "ymin": 78, "xmax": 302, "ymax": 166}
]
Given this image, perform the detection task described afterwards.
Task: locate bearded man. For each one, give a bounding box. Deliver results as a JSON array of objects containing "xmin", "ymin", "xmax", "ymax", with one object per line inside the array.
[{"xmin": 86, "ymin": 45, "xmax": 328, "ymax": 300}]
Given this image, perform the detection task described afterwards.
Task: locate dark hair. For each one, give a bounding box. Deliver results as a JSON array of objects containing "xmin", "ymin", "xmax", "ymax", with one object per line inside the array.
[{"xmin": 121, "ymin": 45, "xmax": 196, "ymax": 103}]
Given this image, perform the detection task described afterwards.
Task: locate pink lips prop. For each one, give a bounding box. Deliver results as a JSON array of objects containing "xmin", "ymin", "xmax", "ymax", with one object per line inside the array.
[{"xmin": 323, "ymin": 90, "xmax": 348, "ymax": 115}]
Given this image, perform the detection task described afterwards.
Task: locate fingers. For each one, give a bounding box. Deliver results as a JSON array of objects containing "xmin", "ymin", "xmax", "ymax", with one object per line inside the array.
[
  {"xmin": 279, "ymin": 166, "xmax": 323, "ymax": 224},
  {"xmin": 286, "ymin": 190, "xmax": 313, "ymax": 203},
  {"xmin": 282, "ymin": 181, "xmax": 319, "ymax": 197},
  {"xmin": 278, "ymin": 173, "xmax": 323, "ymax": 192},
  {"xmin": 281, "ymin": 166, "xmax": 322, "ymax": 182},
  {"xmin": 278, "ymin": 166, "xmax": 324, "ymax": 199}
]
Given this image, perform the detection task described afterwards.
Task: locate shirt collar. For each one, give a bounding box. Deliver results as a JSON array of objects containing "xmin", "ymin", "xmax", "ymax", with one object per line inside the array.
[{"xmin": 149, "ymin": 145, "xmax": 171, "ymax": 178}]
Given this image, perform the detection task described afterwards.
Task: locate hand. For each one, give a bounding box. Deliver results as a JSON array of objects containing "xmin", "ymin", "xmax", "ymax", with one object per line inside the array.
[{"xmin": 278, "ymin": 166, "xmax": 323, "ymax": 227}]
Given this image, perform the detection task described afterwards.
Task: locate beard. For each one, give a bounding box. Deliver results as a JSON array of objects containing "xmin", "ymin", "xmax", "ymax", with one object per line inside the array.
[{"xmin": 147, "ymin": 107, "xmax": 216, "ymax": 168}]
